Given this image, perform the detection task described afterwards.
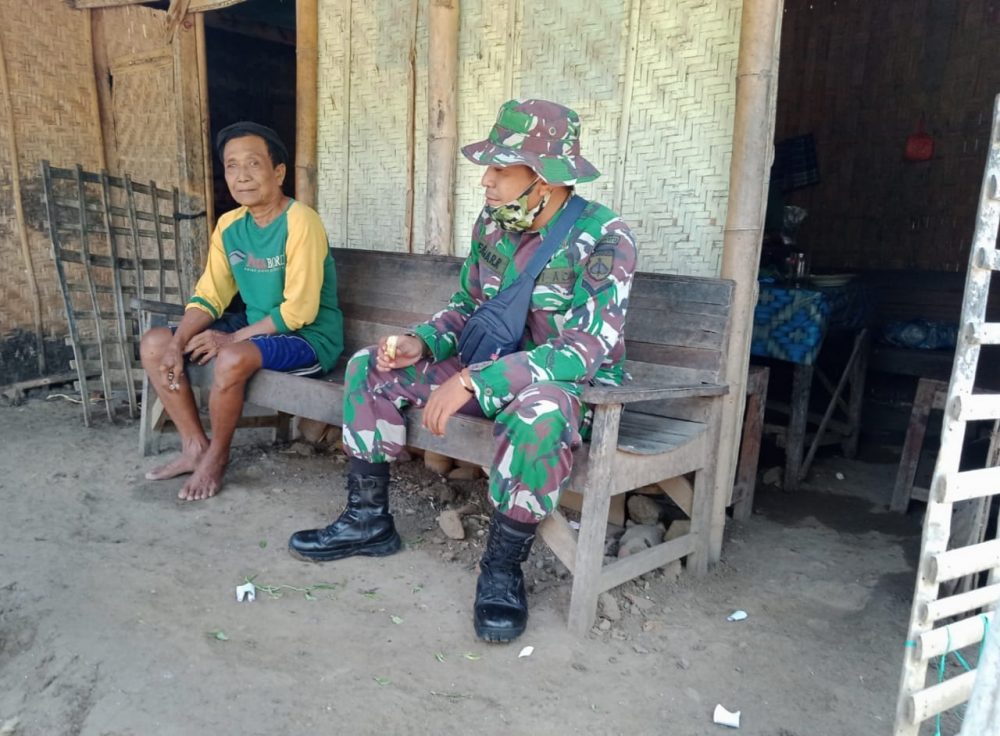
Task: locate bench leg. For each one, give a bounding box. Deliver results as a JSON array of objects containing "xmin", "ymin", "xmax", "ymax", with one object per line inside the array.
[
  {"xmin": 139, "ymin": 373, "xmax": 164, "ymax": 456},
  {"xmin": 567, "ymin": 485, "xmax": 611, "ymax": 635},
  {"xmin": 273, "ymin": 411, "xmax": 293, "ymax": 444},
  {"xmin": 566, "ymin": 404, "xmax": 620, "ymax": 635},
  {"xmin": 686, "ymin": 464, "xmax": 716, "ymax": 575}
]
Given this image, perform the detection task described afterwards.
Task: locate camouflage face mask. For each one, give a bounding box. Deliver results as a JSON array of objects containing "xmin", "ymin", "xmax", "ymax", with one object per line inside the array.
[{"xmin": 484, "ymin": 177, "xmax": 550, "ymax": 232}]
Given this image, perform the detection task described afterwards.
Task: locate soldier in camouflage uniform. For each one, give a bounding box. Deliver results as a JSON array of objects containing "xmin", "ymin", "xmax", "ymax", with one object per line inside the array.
[{"xmin": 289, "ymin": 99, "xmax": 637, "ymax": 642}]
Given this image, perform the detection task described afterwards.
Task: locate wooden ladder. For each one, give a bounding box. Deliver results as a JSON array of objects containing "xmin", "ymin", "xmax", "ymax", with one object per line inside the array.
[{"xmin": 894, "ymin": 93, "xmax": 1000, "ymax": 735}]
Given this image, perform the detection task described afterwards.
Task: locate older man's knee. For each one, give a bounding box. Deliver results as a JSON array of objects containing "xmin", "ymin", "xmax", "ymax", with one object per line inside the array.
[
  {"xmin": 213, "ymin": 343, "xmax": 261, "ymax": 390},
  {"xmin": 140, "ymin": 327, "xmax": 174, "ymax": 362}
]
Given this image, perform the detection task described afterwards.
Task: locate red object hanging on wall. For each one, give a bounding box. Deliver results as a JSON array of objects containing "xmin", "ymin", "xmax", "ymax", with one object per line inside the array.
[{"xmin": 904, "ymin": 118, "xmax": 934, "ymax": 162}]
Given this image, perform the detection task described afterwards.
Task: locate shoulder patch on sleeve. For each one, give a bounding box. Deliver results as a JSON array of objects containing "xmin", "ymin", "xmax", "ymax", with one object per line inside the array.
[{"xmin": 585, "ymin": 234, "xmax": 620, "ymax": 281}]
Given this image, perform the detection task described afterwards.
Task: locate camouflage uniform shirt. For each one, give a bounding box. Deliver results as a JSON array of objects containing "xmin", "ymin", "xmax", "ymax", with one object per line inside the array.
[{"xmin": 411, "ymin": 199, "xmax": 637, "ymax": 417}]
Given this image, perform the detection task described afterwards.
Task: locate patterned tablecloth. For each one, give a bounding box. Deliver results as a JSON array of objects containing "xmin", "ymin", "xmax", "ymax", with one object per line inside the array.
[{"xmin": 751, "ymin": 281, "xmax": 869, "ymax": 365}]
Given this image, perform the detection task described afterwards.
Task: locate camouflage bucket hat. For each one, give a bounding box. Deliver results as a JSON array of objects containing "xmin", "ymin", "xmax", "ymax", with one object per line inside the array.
[{"xmin": 461, "ymin": 99, "xmax": 601, "ymax": 185}]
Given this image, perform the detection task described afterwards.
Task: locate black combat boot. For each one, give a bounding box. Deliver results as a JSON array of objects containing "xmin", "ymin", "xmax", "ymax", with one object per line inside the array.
[
  {"xmin": 474, "ymin": 513, "xmax": 538, "ymax": 642},
  {"xmin": 288, "ymin": 471, "xmax": 402, "ymax": 562}
]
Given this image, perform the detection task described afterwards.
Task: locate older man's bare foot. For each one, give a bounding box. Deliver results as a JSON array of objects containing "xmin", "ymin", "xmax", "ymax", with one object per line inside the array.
[
  {"xmin": 145, "ymin": 439, "xmax": 209, "ymax": 481},
  {"xmin": 178, "ymin": 453, "xmax": 228, "ymax": 501}
]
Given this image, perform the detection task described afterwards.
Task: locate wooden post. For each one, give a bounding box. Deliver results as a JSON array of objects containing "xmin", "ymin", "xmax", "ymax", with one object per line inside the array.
[
  {"xmin": 84, "ymin": 11, "xmax": 109, "ymax": 172},
  {"xmin": 89, "ymin": 10, "xmax": 119, "ymax": 174},
  {"xmin": 171, "ymin": 12, "xmax": 209, "ymax": 295},
  {"xmin": 712, "ymin": 0, "xmax": 784, "ymax": 559},
  {"xmin": 295, "ymin": 0, "xmax": 318, "ymax": 207},
  {"xmin": 0, "ymin": 27, "xmax": 46, "ymax": 375},
  {"xmin": 425, "ymin": 0, "xmax": 459, "ymax": 255}
]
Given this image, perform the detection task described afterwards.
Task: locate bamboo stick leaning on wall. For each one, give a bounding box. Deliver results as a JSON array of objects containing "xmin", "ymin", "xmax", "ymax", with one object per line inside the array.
[
  {"xmin": 425, "ymin": 0, "xmax": 459, "ymax": 255},
  {"xmin": 195, "ymin": 11, "xmax": 214, "ymax": 231},
  {"xmin": 295, "ymin": 0, "xmax": 318, "ymax": 207},
  {"xmin": 0, "ymin": 28, "xmax": 46, "ymax": 374},
  {"xmin": 713, "ymin": 0, "xmax": 784, "ymax": 560}
]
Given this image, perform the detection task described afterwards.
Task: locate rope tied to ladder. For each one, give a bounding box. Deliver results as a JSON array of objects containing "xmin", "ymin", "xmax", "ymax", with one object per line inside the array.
[{"xmin": 933, "ymin": 614, "xmax": 990, "ymax": 736}]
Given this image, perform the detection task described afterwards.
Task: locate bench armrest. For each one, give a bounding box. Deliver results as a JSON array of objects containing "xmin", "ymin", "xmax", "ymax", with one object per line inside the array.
[
  {"xmin": 131, "ymin": 298, "xmax": 186, "ymax": 317},
  {"xmin": 581, "ymin": 381, "xmax": 728, "ymax": 405}
]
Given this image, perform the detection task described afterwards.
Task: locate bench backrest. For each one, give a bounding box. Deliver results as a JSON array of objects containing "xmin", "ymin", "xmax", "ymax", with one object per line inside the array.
[{"xmin": 333, "ymin": 247, "xmax": 734, "ymax": 390}]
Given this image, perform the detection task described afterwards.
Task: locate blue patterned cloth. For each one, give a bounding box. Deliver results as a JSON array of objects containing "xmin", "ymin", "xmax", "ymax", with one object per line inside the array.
[
  {"xmin": 752, "ymin": 287, "xmax": 831, "ymax": 364},
  {"xmin": 752, "ymin": 282, "xmax": 870, "ymax": 365}
]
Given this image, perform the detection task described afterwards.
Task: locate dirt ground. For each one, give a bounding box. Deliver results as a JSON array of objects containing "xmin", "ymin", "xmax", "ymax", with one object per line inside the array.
[{"xmin": 0, "ymin": 397, "xmax": 928, "ymax": 736}]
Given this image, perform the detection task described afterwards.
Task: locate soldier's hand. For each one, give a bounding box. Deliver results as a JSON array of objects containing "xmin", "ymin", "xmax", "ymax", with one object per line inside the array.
[
  {"xmin": 422, "ymin": 374, "xmax": 472, "ymax": 436},
  {"xmin": 376, "ymin": 334, "xmax": 424, "ymax": 372}
]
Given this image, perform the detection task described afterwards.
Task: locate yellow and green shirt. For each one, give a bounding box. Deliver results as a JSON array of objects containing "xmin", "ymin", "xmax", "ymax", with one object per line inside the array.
[{"xmin": 187, "ymin": 200, "xmax": 344, "ymax": 371}]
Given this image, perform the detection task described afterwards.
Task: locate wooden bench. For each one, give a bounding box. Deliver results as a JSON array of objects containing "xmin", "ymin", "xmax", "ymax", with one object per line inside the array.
[{"xmin": 140, "ymin": 247, "xmax": 734, "ymax": 634}]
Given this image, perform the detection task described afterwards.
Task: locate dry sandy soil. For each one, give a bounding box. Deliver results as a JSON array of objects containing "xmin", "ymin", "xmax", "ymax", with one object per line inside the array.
[{"xmin": 0, "ymin": 397, "xmax": 932, "ymax": 736}]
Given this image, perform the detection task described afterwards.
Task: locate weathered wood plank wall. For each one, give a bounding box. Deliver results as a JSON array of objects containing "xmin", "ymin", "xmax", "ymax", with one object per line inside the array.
[{"xmin": 775, "ymin": 0, "xmax": 1000, "ymax": 272}]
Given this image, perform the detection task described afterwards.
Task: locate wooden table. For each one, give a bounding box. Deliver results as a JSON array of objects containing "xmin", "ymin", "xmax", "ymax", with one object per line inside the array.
[{"xmin": 751, "ymin": 282, "xmax": 871, "ymax": 491}]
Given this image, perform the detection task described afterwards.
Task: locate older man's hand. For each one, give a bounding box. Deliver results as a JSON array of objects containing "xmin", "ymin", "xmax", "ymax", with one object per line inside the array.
[{"xmin": 184, "ymin": 330, "xmax": 236, "ymax": 365}]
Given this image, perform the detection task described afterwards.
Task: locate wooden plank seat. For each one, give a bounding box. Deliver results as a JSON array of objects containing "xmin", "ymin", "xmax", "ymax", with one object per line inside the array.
[{"xmin": 138, "ymin": 247, "xmax": 734, "ymax": 634}]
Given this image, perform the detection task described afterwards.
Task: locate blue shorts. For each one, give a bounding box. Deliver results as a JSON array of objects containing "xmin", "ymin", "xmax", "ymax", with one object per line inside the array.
[{"xmin": 191, "ymin": 312, "xmax": 323, "ymax": 377}]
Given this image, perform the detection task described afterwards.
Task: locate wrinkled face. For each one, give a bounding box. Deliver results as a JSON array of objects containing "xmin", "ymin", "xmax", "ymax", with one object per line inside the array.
[
  {"xmin": 480, "ymin": 164, "xmax": 546, "ymax": 208},
  {"xmin": 223, "ymin": 135, "xmax": 285, "ymax": 208}
]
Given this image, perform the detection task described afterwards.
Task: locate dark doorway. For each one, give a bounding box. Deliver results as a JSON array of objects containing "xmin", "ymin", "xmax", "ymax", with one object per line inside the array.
[{"xmin": 205, "ymin": 0, "xmax": 297, "ymax": 217}]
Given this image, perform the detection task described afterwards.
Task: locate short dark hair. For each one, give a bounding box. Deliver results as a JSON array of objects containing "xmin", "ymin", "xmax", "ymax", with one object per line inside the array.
[{"xmin": 215, "ymin": 121, "xmax": 289, "ymax": 168}]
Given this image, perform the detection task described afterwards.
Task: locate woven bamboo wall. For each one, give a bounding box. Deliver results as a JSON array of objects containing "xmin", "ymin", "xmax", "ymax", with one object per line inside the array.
[
  {"xmin": 99, "ymin": 6, "xmax": 182, "ymax": 188},
  {"xmin": 316, "ymin": 0, "xmax": 741, "ymax": 276},
  {"xmin": 0, "ymin": 0, "xmax": 104, "ymax": 383},
  {"xmin": 775, "ymin": 0, "xmax": 1000, "ymax": 272}
]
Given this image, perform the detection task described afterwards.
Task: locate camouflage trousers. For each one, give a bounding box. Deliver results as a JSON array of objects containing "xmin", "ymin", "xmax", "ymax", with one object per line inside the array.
[{"xmin": 341, "ymin": 347, "xmax": 588, "ymax": 523}]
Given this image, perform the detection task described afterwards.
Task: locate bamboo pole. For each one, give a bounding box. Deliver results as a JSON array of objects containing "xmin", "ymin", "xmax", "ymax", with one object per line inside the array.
[
  {"xmin": 425, "ymin": 0, "xmax": 459, "ymax": 255},
  {"xmin": 195, "ymin": 12, "xmax": 214, "ymax": 232},
  {"xmin": 612, "ymin": 0, "xmax": 641, "ymax": 214},
  {"xmin": 0, "ymin": 27, "xmax": 46, "ymax": 374},
  {"xmin": 295, "ymin": 0, "xmax": 318, "ymax": 207},
  {"xmin": 711, "ymin": 0, "xmax": 784, "ymax": 562}
]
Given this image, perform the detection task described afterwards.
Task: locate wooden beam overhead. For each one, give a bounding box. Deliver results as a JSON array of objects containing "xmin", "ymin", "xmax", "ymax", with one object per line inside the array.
[
  {"xmin": 204, "ymin": 12, "xmax": 295, "ymax": 46},
  {"xmin": 73, "ymin": 0, "xmax": 247, "ymax": 12}
]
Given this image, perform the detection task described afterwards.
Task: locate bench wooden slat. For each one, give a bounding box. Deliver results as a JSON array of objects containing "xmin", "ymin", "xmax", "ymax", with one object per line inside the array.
[
  {"xmin": 582, "ymin": 381, "xmax": 726, "ymax": 404},
  {"xmin": 598, "ymin": 533, "xmax": 696, "ymax": 592}
]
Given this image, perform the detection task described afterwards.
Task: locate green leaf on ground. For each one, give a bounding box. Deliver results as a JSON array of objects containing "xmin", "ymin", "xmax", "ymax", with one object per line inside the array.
[
  {"xmin": 390, "ymin": 615, "xmax": 404, "ymax": 625},
  {"xmin": 463, "ymin": 652, "xmax": 481, "ymax": 661},
  {"xmin": 373, "ymin": 676, "xmax": 391, "ymax": 686},
  {"xmin": 209, "ymin": 630, "xmax": 229, "ymax": 641},
  {"xmin": 434, "ymin": 652, "xmax": 446, "ymax": 663},
  {"xmin": 258, "ymin": 540, "xmax": 267, "ymax": 549}
]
